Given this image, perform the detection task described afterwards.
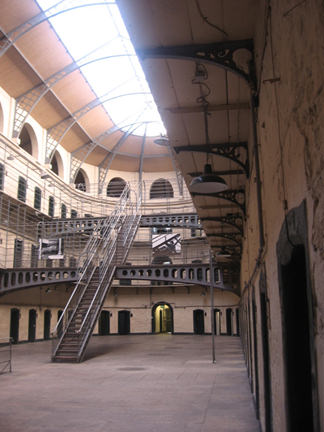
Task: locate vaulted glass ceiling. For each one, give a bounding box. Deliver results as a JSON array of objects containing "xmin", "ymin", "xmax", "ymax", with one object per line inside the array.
[{"xmin": 36, "ymin": 0, "xmax": 166, "ymax": 137}]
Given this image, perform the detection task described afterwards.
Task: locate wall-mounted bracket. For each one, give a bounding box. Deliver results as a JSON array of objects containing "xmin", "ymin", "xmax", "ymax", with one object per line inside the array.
[
  {"xmin": 206, "ymin": 231, "xmax": 242, "ymax": 246},
  {"xmin": 192, "ymin": 189, "xmax": 245, "ymax": 214},
  {"xmin": 175, "ymin": 142, "xmax": 249, "ymax": 177},
  {"xmin": 201, "ymin": 213, "xmax": 243, "ymax": 234},
  {"xmin": 137, "ymin": 39, "xmax": 256, "ymax": 90}
]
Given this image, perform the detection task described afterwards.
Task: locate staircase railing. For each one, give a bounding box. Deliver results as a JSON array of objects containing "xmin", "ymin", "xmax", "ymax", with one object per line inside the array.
[
  {"xmin": 51, "ymin": 185, "xmax": 131, "ymax": 356},
  {"xmin": 75, "ymin": 188, "xmax": 142, "ymax": 360}
]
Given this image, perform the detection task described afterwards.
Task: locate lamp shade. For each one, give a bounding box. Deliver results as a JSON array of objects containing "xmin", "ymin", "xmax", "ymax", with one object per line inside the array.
[{"xmin": 189, "ymin": 164, "xmax": 228, "ymax": 193}]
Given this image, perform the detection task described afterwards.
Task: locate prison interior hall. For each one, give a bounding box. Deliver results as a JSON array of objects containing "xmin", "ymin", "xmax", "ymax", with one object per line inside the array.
[{"xmin": 0, "ymin": 1, "xmax": 323, "ymax": 432}]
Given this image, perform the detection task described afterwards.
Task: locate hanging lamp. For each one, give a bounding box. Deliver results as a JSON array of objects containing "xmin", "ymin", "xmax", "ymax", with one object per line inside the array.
[{"xmin": 189, "ymin": 104, "xmax": 228, "ymax": 194}]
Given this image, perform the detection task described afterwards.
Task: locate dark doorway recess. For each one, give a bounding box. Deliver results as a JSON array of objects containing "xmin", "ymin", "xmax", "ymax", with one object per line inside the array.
[
  {"xmin": 214, "ymin": 308, "xmax": 221, "ymax": 335},
  {"xmin": 118, "ymin": 310, "xmax": 130, "ymax": 335},
  {"xmin": 44, "ymin": 309, "xmax": 51, "ymax": 340},
  {"xmin": 193, "ymin": 309, "xmax": 205, "ymax": 334},
  {"xmin": 259, "ymin": 267, "xmax": 273, "ymax": 432},
  {"xmin": 252, "ymin": 288, "xmax": 260, "ymax": 419},
  {"xmin": 28, "ymin": 309, "xmax": 37, "ymax": 342},
  {"xmin": 57, "ymin": 310, "xmax": 63, "ymax": 338},
  {"xmin": 277, "ymin": 201, "xmax": 319, "ymax": 431},
  {"xmin": 10, "ymin": 308, "xmax": 20, "ymax": 344},
  {"xmin": 226, "ymin": 308, "xmax": 232, "ymax": 335},
  {"xmin": 152, "ymin": 302, "xmax": 173, "ymax": 333},
  {"xmin": 99, "ymin": 310, "xmax": 110, "ymax": 335},
  {"xmin": 235, "ymin": 309, "xmax": 240, "ymax": 335}
]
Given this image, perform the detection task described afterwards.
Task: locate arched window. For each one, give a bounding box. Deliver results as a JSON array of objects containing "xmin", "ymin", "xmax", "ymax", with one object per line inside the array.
[
  {"xmin": 48, "ymin": 196, "xmax": 55, "ymax": 217},
  {"xmin": 18, "ymin": 124, "xmax": 38, "ymax": 159},
  {"xmin": 17, "ymin": 177, "xmax": 27, "ymax": 202},
  {"xmin": 150, "ymin": 178, "xmax": 173, "ymax": 199},
  {"xmin": 34, "ymin": 187, "xmax": 42, "ymax": 210},
  {"xmin": 61, "ymin": 204, "xmax": 67, "ymax": 218},
  {"xmin": 106, "ymin": 177, "xmax": 127, "ymax": 197},
  {"xmin": 50, "ymin": 151, "xmax": 64, "ymax": 178},
  {"xmin": 74, "ymin": 169, "xmax": 88, "ymax": 192}
]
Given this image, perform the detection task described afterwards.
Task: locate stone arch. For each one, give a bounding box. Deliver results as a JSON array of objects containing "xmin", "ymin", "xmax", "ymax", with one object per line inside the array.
[{"xmin": 18, "ymin": 123, "xmax": 38, "ymax": 159}]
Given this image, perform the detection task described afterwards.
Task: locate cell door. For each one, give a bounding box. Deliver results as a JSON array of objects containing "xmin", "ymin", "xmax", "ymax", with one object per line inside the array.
[
  {"xmin": 280, "ymin": 245, "xmax": 318, "ymax": 431},
  {"xmin": 44, "ymin": 309, "xmax": 51, "ymax": 340},
  {"xmin": 10, "ymin": 308, "xmax": 20, "ymax": 344},
  {"xmin": 28, "ymin": 309, "xmax": 37, "ymax": 342},
  {"xmin": 226, "ymin": 308, "xmax": 232, "ymax": 335},
  {"xmin": 118, "ymin": 310, "xmax": 130, "ymax": 335},
  {"xmin": 99, "ymin": 310, "xmax": 110, "ymax": 335},
  {"xmin": 193, "ymin": 309, "xmax": 205, "ymax": 334}
]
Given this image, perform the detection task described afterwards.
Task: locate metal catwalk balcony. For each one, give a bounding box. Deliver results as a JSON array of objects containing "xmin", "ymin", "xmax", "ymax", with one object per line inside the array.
[
  {"xmin": 0, "ymin": 263, "xmax": 230, "ymax": 296},
  {"xmin": 37, "ymin": 213, "xmax": 202, "ymax": 237}
]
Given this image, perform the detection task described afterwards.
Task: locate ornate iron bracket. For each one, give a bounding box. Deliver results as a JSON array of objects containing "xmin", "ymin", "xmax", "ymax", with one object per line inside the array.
[
  {"xmin": 175, "ymin": 142, "xmax": 249, "ymax": 177},
  {"xmin": 191, "ymin": 189, "xmax": 245, "ymax": 214},
  {"xmin": 137, "ymin": 39, "xmax": 256, "ymax": 91},
  {"xmin": 206, "ymin": 232, "xmax": 242, "ymax": 246},
  {"xmin": 201, "ymin": 213, "xmax": 243, "ymax": 234}
]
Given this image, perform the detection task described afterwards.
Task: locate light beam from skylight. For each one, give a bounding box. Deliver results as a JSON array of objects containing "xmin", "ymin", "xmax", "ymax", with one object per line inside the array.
[{"xmin": 36, "ymin": 0, "xmax": 166, "ymax": 137}]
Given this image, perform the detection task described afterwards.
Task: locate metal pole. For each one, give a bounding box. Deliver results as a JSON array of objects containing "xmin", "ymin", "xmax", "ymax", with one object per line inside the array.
[{"xmin": 210, "ymin": 250, "xmax": 216, "ymax": 363}]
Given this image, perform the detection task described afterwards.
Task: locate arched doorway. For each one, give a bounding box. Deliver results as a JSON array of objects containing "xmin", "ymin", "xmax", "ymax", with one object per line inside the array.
[
  {"xmin": 214, "ymin": 308, "xmax": 221, "ymax": 335},
  {"xmin": 99, "ymin": 310, "xmax": 110, "ymax": 335},
  {"xmin": 43, "ymin": 309, "xmax": 51, "ymax": 340},
  {"xmin": 226, "ymin": 308, "xmax": 232, "ymax": 335},
  {"xmin": 10, "ymin": 308, "xmax": 20, "ymax": 344},
  {"xmin": 28, "ymin": 309, "xmax": 37, "ymax": 342},
  {"xmin": 152, "ymin": 302, "xmax": 173, "ymax": 334},
  {"xmin": 193, "ymin": 309, "xmax": 205, "ymax": 334},
  {"xmin": 118, "ymin": 310, "xmax": 130, "ymax": 335}
]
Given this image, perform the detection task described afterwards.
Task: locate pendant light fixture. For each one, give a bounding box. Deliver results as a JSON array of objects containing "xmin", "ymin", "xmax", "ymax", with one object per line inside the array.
[{"xmin": 189, "ymin": 104, "xmax": 228, "ymax": 194}]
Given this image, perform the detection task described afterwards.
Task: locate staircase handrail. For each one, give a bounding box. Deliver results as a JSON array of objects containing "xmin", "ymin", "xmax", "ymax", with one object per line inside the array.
[
  {"xmin": 51, "ymin": 185, "xmax": 130, "ymax": 337},
  {"xmin": 76, "ymin": 187, "xmax": 141, "ymax": 335}
]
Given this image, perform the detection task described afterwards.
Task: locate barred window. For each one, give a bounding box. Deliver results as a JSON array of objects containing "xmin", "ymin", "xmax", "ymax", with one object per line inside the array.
[
  {"xmin": 34, "ymin": 187, "xmax": 42, "ymax": 210},
  {"xmin": 61, "ymin": 204, "xmax": 67, "ymax": 218},
  {"xmin": 106, "ymin": 177, "xmax": 126, "ymax": 197},
  {"xmin": 150, "ymin": 179, "xmax": 173, "ymax": 199},
  {"xmin": 17, "ymin": 177, "xmax": 27, "ymax": 202},
  {"xmin": 48, "ymin": 196, "xmax": 55, "ymax": 217}
]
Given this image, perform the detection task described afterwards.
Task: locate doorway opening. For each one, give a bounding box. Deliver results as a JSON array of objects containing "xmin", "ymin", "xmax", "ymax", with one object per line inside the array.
[
  {"xmin": 10, "ymin": 308, "xmax": 20, "ymax": 344},
  {"xmin": 118, "ymin": 310, "xmax": 130, "ymax": 334},
  {"xmin": 99, "ymin": 310, "xmax": 110, "ymax": 335},
  {"xmin": 44, "ymin": 309, "xmax": 51, "ymax": 340},
  {"xmin": 28, "ymin": 309, "xmax": 37, "ymax": 342},
  {"xmin": 226, "ymin": 308, "xmax": 232, "ymax": 335},
  {"xmin": 152, "ymin": 302, "xmax": 173, "ymax": 333},
  {"xmin": 214, "ymin": 308, "xmax": 221, "ymax": 335},
  {"xmin": 193, "ymin": 309, "xmax": 205, "ymax": 334},
  {"xmin": 280, "ymin": 245, "xmax": 316, "ymax": 430}
]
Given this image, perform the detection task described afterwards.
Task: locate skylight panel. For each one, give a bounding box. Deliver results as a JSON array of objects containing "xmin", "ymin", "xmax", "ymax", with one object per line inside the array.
[{"xmin": 36, "ymin": 0, "xmax": 165, "ymax": 137}]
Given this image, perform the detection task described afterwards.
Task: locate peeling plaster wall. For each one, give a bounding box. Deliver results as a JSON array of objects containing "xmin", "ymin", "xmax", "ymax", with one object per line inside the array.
[{"xmin": 240, "ymin": 0, "xmax": 324, "ymax": 430}]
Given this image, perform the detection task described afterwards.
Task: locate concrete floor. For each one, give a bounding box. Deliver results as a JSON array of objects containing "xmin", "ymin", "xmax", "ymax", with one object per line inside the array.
[{"xmin": 0, "ymin": 335, "xmax": 260, "ymax": 432}]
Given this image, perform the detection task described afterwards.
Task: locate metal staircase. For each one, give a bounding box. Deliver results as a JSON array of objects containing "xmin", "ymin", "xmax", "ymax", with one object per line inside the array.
[{"xmin": 51, "ymin": 185, "xmax": 141, "ymax": 362}]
